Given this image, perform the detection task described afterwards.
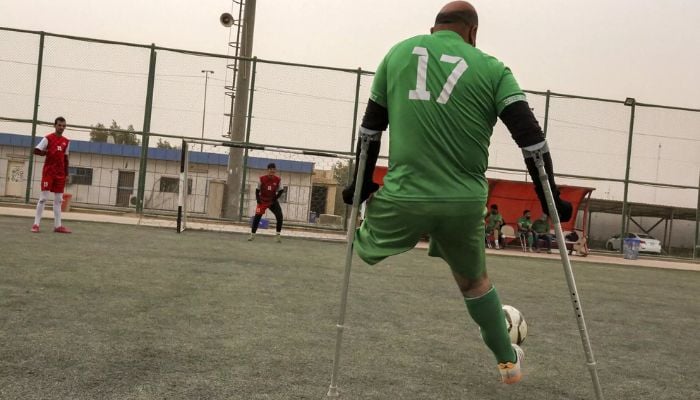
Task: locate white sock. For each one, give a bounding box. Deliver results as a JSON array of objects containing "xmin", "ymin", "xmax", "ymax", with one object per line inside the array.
[
  {"xmin": 34, "ymin": 191, "xmax": 49, "ymax": 226},
  {"xmin": 494, "ymin": 239, "xmax": 499, "ymax": 247},
  {"xmin": 53, "ymin": 192, "xmax": 63, "ymax": 228}
]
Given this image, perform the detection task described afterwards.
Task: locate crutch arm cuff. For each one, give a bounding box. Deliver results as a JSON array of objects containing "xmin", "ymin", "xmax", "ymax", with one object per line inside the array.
[{"xmin": 522, "ymin": 144, "xmax": 573, "ymax": 222}]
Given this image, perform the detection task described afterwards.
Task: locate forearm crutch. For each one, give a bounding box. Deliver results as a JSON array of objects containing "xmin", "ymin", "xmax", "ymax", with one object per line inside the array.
[
  {"xmin": 532, "ymin": 149, "xmax": 605, "ymax": 400},
  {"xmin": 326, "ymin": 133, "xmax": 372, "ymax": 398}
]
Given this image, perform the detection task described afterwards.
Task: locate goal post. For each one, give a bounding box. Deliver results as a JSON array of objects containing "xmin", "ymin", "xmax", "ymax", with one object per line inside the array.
[{"xmin": 176, "ymin": 138, "xmax": 354, "ymax": 233}]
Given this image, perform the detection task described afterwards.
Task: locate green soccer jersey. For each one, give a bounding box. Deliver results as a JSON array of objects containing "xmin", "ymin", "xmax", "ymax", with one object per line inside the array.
[
  {"xmin": 370, "ymin": 30, "xmax": 525, "ymax": 202},
  {"xmin": 486, "ymin": 212, "xmax": 503, "ymax": 230},
  {"xmin": 532, "ymin": 219, "xmax": 550, "ymax": 234},
  {"xmin": 517, "ymin": 216, "xmax": 533, "ymax": 231}
]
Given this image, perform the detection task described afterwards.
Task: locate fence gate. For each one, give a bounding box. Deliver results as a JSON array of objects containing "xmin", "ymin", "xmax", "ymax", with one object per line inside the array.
[{"xmin": 116, "ymin": 171, "xmax": 135, "ymax": 207}]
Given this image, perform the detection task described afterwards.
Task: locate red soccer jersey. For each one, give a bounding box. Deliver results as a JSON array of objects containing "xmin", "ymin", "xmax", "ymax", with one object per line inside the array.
[
  {"xmin": 37, "ymin": 133, "xmax": 70, "ymax": 178},
  {"xmin": 258, "ymin": 175, "xmax": 282, "ymax": 203}
]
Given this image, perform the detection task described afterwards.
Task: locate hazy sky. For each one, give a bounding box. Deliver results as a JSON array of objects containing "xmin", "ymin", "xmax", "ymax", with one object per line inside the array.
[
  {"xmin": 2, "ymin": 0, "xmax": 700, "ymax": 108},
  {"xmin": 0, "ymin": 0, "xmax": 698, "ymax": 207}
]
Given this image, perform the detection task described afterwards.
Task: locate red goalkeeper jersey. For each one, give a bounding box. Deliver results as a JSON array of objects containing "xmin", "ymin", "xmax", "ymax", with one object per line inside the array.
[
  {"xmin": 36, "ymin": 133, "xmax": 70, "ymax": 178},
  {"xmin": 258, "ymin": 175, "xmax": 282, "ymax": 203}
]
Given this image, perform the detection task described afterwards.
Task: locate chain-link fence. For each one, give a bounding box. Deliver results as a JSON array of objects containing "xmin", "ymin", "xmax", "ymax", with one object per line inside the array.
[{"xmin": 0, "ymin": 27, "xmax": 698, "ymax": 256}]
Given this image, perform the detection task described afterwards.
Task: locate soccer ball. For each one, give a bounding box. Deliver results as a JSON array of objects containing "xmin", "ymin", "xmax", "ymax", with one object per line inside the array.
[{"xmin": 503, "ymin": 305, "xmax": 527, "ymax": 345}]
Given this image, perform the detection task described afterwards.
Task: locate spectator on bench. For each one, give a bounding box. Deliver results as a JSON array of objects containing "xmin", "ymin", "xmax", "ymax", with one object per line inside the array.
[
  {"xmin": 532, "ymin": 214, "xmax": 553, "ymax": 254},
  {"xmin": 485, "ymin": 204, "xmax": 506, "ymax": 249},
  {"xmin": 517, "ymin": 209, "xmax": 535, "ymax": 252}
]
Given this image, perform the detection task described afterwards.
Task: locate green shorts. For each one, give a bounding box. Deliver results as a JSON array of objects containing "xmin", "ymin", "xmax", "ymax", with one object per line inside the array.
[{"xmin": 354, "ymin": 193, "xmax": 487, "ymax": 280}]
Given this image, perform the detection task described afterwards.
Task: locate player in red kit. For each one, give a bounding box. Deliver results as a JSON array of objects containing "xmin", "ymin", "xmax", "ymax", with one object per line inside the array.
[
  {"xmin": 248, "ymin": 163, "xmax": 286, "ymax": 242},
  {"xmin": 31, "ymin": 116, "xmax": 72, "ymax": 233}
]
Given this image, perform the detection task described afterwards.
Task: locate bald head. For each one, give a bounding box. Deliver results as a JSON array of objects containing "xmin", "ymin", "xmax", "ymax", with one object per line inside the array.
[{"xmin": 432, "ymin": 1, "xmax": 479, "ymax": 45}]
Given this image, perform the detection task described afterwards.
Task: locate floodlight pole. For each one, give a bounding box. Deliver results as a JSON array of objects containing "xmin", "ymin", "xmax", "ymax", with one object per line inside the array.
[{"xmin": 224, "ymin": 0, "xmax": 257, "ymax": 220}]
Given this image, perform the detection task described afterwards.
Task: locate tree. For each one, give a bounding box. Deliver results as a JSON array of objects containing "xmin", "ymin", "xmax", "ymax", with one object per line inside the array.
[
  {"xmin": 89, "ymin": 123, "xmax": 109, "ymax": 142},
  {"xmin": 89, "ymin": 120, "xmax": 140, "ymax": 145},
  {"xmin": 156, "ymin": 138, "xmax": 176, "ymax": 149}
]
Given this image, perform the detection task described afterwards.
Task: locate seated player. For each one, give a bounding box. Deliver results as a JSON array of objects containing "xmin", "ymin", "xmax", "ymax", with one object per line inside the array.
[
  {"xmin": 517, "ymin": 210, "xmax": 535, "ymax": 252},
  {"xmin": 532, "ymin": 214, "xmax": 553, "ymax": 253},
  {"xmin": 485, "ymin": 204, "xmax": 505, "ymax": 249},
  {"xmin": 31, "ymin": 116, "xmax": 72, "ymax": 233},
  {"xmin": 248, "ymin": 163, "xmax": 286, "ymax": 242}
]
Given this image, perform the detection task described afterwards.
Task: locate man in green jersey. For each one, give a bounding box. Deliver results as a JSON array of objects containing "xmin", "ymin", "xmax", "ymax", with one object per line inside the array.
[
  {"xmin": 343, "ymin": 1, "xmax": 571, "ymax": 384},
  {"xmin": 517, "ymin": 210, "xmax": 536, "ymax": 252},
  {"xmin": 532, "ymin": 214, "xmax": 553, "ymax": 253},
  {"xmin": 485, "ymin": 204, "xmax": 505, "ymax": 249}
]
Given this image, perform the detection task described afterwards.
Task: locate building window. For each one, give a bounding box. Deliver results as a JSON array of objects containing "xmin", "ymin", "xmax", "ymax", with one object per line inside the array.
[
  {"xmin": 159, "ymin": 177, "xmax": 192, "ymax": 194},
  {"xmin": 69, "ymin": 167, "xmax": 93, "ymax": 185}
]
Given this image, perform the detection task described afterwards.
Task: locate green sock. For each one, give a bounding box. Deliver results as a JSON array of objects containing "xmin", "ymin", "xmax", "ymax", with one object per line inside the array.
[{"xmin": 464, "ymin": 286, "xmax": 516, "ymax": 363}]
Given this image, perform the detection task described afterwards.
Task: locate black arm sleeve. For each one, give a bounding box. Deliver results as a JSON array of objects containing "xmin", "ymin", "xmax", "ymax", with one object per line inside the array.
[
  {"xmin": 501, "ymin": 101, "xmax": 573, "ymax": 221},
  {"xmin": 351, "ymin": 136, "xmax": 380, "ymax": 186},
  {"xmin": 498, "ymin": 100, "xmax": 545, "ymax": 149},
  {"xmin": 361, "ymin": 99, "xmax": 389, "ymax": 132},
  {"xmin": 255, "ymin": 188, "xmax": 261, "ymax": 203},
  {"xmin": 349, "ymin": 99, "xmax": 385, "ymax": 186},
  {"xmin": 341, "ymin": 99, "xmax": 386, "ymax": 205},
  {"xmin": 524, "ymin": 152, "xmax": 571, "ymax": 221}
]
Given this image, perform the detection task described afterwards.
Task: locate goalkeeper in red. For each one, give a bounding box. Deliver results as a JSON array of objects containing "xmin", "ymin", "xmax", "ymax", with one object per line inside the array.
[
  {"xmin": 248, "ymin": 163, "xmax": 286, "ymax": 242},
  {"xmin": 31, "ymin": 116, "xmax": 72, "ymax": 234},
  {"xmin": 343, "ymin": 1, "xmax": 572, "ymax": 385}
]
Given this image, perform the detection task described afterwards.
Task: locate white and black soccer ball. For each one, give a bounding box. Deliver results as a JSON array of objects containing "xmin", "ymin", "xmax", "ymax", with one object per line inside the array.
[{"xmin": 502, "ymin": 305, "xmax": 528, "ymax": 345}]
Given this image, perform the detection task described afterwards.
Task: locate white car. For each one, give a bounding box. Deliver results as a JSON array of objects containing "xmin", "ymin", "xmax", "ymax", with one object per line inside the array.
[{"xmin": 605, "ymin": 233, "xmax": 662, "ymax": 254}]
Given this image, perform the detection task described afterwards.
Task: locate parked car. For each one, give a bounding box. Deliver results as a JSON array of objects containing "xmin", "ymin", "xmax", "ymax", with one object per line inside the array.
[{"xmin": 605, "ymin": 233, "xmax": 662, "ymax": 254}]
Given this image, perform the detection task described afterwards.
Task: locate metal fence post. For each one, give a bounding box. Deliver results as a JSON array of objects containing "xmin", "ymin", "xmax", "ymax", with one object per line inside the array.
[
  {"xmin": 343, "ymin": 67, "xmax": 363, "ymax": 232},
  {"xmin": 695, "ymin": 170, "xmax": 699, "ymax": 259},
  {"xmin": 350, "ymin": 68, "xmax": 361, "ymax": 154},
  {"xmin": 136, "ymin": 44, "xmax": 157, "ymax": 213},
  {"xmin": 25, "ymin": 31, "xmax": 45, "ymax": 204},
  {"xmin": 619, "ymin": 98, "xmax": 636, "ymax": 253},
  {"xmin": 542, "ymin": 89, "xmax": 551, "ymax": 138},
  {"xmin": 238, "ymin": 57, "xmax": 257, "ymax": 220}
]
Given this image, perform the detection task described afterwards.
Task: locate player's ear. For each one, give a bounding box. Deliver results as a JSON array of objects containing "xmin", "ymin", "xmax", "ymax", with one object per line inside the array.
[
  {"xmin": 469, "ymin": 25, "xmax": 478, "ymax": 46},
  {"xmin": 430, "ymin": 26, "xmax": 434, "ymax": 34}
]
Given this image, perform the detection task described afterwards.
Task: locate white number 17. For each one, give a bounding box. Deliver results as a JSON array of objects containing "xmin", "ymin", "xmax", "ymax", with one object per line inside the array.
[{"xmin": 408, "ymin": 46, "xmax": 468, "ymax": 104}]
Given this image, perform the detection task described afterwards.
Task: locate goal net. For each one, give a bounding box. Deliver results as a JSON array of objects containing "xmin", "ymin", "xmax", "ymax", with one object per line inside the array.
[{"xmin": 176, "ymin": 139, "xmax": 354, "ymax": 234}]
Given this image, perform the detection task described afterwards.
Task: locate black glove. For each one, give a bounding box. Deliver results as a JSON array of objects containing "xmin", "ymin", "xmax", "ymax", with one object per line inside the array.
[
  {"xmin": 554, "ymin": 197, "xmax": 573, "ymax": 223},
  {"xmin": 342, "ymin": 181, "xmax": 379, "ymax": 205},
  {"xmin": 524, "ymin": 149, "xmax": 573, "ymax": 222},
  {"xmin": 275, "ymin": 188, "xmax": 285, "ymax": 201}
]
